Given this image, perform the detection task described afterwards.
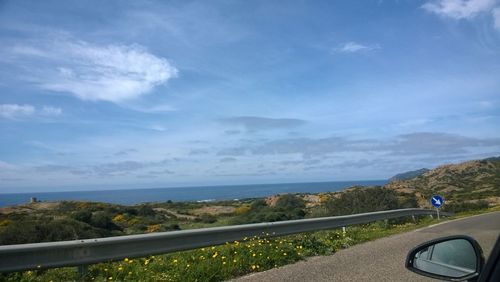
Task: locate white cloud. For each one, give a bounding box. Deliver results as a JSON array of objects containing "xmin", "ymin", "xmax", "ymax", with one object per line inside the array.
[
  {"xmin": 149, "ymin": 125, "xmax": 167, "ymax": 131},
  {"xmin": 422, "ymin": 0, "xmax": 497, "ymax": 19},
  {"xmin": 41, "ymin": 106, "xmax": 62, "ymax": 116},
  {"xmin": 333, "ymin": 42, "xmax": 380, "ymax": 53},
  {"xmin": 131, "ymin": 104, "xmax": 177, "ymax": 113},
  {"xmin": 9, "ymin": 40, "xmax": 178, "ymax": 103},
  {"xmin": 0, "ymin": 104, "xmax": 35, "ymax": 119},
  {"xmin": 493, "ymin": 7, "xmax": 500, "ymax": 29},
  {"xmin": 0, "ymin": 104, "xmax": 62, "ymax": 119}
]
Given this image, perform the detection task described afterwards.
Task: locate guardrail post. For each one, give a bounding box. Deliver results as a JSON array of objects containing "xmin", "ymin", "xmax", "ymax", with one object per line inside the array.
[
  {"xmin": 411, "ymin": 215, "xmax": 416, "ymax": 223},
  {"xmin": 77, "ymin": 264, "xmax": 88, "ymax": 280}
]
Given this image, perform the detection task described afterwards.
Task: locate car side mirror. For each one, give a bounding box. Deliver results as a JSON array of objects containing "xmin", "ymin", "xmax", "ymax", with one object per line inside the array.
[{"xmin": 406, "ymin": 235, "xmax": 485, "ymax": 281}]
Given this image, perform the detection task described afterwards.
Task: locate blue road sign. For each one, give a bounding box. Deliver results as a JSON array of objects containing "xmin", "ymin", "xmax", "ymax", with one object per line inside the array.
[{"xmin": 431, "ymin": 195, "xmax": 444, "ymax": 208}]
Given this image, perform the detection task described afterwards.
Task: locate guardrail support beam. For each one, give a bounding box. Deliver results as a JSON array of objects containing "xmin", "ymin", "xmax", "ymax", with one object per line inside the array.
[{"xmin": 77, "ymin": 264, "xmax": 88, "ymax": 280}]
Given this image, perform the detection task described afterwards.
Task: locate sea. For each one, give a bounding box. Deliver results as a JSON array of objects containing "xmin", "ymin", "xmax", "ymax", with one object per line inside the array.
[{"xmin": 0, "ymin": 180, "xmax": 387, "ymax": 207}]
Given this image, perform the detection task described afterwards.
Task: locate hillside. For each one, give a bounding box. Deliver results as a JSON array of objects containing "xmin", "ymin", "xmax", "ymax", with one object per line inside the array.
[
  {"xmin": 389, "ymin": 168, "xmax": 429, "ymax": 181},
  {"xmin": 384, "ymin": 157, "xmax": 500, "ymax": 208}
]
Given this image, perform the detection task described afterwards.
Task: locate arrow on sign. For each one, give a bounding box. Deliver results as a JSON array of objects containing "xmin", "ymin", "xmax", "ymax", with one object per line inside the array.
[{"xmin": 433, "ymin": 197, "xmax": 441, "ymax": 206}]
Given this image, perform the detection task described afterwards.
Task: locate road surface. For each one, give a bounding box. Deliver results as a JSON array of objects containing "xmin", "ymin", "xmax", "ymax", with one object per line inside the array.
[{"xmin": 232, "ymin": 212, "xmax": 500, "ymax": 282}]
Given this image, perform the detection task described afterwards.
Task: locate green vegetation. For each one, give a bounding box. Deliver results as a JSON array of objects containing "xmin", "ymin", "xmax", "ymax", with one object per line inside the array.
[
  {"xmin": 231, "ymin": 194, "xmax": 306, "ymax": 224},
  {"xmin": 384, "ymin": 157, "xmax": 500, "ymax": 206},
  {"xmin": 443, "ymin": 200, "xmax": 489, "ymax": 213},
  {"xmin": 325, "ymin": 186, "xmax": 416, "ymax": 216},
  {"xmin": 0, "ymin": 201, "xmax": 239, "ymax": 245},
  {"xmin": 1, "ymin": 214, "xmax": 446, "ymax": 282},
  {"xmin": 389, "ymin": 168, "xmax": 430, "ymax": 181}
]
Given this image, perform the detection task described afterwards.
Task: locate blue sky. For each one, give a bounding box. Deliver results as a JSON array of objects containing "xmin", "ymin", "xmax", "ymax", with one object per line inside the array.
[{"xmin": 1, "ymin": 0, "xmax": 500, "ymax": 192}]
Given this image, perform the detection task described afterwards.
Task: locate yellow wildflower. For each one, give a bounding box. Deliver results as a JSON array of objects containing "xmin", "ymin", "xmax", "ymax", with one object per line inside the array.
[
  {"xmin": 251, "ymin": 265, "xmax": 256, "ymax": 270},
  {"xmin": 212, "ymin": 252, "xmax": 218, "ymax": 258},
  {"xmin": 118, "ymin": 267, "xmax": 123, "ymax": 271},
  {"xmin": 124, "ymin": 258, "xmax": 129, "ymax": 262},
  {"xmin": 283, "ymin": 252, "xmax": 287, "ymax": 256}
]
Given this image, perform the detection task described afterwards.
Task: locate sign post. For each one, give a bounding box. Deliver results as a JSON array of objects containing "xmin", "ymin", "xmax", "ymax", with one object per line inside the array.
[{"xmin": 430, "ymin": 195, "xmax": 444, "ymax": 220}]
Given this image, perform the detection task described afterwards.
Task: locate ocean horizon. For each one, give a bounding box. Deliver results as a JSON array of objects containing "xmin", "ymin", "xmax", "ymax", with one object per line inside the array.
[{"xmin": 0, "ymin": 180, "xmax": 387, "ymax": 208}]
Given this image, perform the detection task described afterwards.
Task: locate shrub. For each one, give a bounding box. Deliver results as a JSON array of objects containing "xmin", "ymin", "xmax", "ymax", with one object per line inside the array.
[
  {"xmin": 197, "ymin": 214, "xmax": 217, "ymax": 224},
  {"xmin": 0, "ymin": 219, "xmax": 110, "ymax": 245},
  {"xmin": 91, "ymin": 212, "xmax": 121, "ymax": 231},
  {"xmin": 138, "ymin": 205, "xmax": 155, "ymax": 217},
  {"xmin": 325, "ymin": 187, "xmax": 400, "ymax": 216},
  {"xmin": 443, "ymin": 200, "xmax": 489, "ymax": 213},
  {"xmin": 72, "ymin": 210, "xmax": 92, "ymax": 224}
]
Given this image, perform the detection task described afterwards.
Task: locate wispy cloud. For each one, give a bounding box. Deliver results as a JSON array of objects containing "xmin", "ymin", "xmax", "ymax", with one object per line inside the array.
[
  {"xmin": 333, "ymin": 42, "xmax": 381, "ymax": 53},
  {"xmin": 0, "ymin": 104, "xmax": 35, "ymax": 119},
  {"xmin": 41, "ymin": 106, "xmax": 62, "ymax": 116},
  {"xmin": 494, "ymin": 7, "xmax": 500, "ymax": 29},
  {"xmin": 422, "ymin": 0, "xmax": 500, "ymax": 31},
  {"xmin": 128, "ymin": 104, "xmax": 177, "ymax": 113},
  {"xmin": 386, "ymin": 132, "xmax": 500, "ymax": 155},
  {"xmin": 217, "ymin": 132, "xmax": 500, "ymax": 158},
  {"xmin": 219, "ymin": 116, "xmax": 307, "ymax": 131},
  {"xmin": 114, "ymin": 149, "xmax": 138, "ymax": 156},
  {"xmin": 148, "ymin": 125, "xmax": 167, "ymax": 132},
  {"xmin": 7, "ymin": 39, "xmax": 178, "ymax": 103},
  {"xmin": 422, "ymin": 0, "xmax": 497, "ymax": 19},
  {"xmin": 0, "ymin": 104, "xmax": 62, "ymax": 119},
  {"xmin": 219, "ymin": 157, "xmax": 237, "ymax": 163}
]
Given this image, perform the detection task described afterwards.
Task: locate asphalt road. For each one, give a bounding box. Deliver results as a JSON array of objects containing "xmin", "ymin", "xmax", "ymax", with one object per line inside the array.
[{"xmin": 232, "ymin": 212, "xmax": 500, "ymax": 282}]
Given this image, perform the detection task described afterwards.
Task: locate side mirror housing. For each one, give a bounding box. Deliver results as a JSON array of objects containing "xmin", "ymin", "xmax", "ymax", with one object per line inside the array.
[{"xmin": 406, "ymin": 235, "xmax": 485, "ymax": 281}]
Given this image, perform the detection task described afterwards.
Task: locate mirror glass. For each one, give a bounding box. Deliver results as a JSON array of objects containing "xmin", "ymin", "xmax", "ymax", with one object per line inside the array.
[{"xmin": 412, "ymin": 239, "xmax": 477, "ymax": 278}]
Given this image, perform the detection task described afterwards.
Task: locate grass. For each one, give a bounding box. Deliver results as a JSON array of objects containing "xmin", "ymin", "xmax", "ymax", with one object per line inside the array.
[{"xmin": 2, "ymin": 207, "xmax": 498, "ymax": 282}]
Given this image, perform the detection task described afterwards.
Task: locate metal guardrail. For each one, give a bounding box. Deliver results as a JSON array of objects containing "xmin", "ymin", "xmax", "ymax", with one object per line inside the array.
[{"xmin": 0, "ymin": 208, "xmax": 449, "ymax": 273}]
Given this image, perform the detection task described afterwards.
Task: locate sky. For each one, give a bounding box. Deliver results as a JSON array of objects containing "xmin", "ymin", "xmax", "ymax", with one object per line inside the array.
[{"xmin": 1, "ymin": 0, "xmax": 500, "ymax": 193}]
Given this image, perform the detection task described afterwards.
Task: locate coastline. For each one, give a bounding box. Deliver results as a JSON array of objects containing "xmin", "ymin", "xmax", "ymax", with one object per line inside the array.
[{"xmin": 0, "ymin": 180, "xmax": 387, "ymax": 208}]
